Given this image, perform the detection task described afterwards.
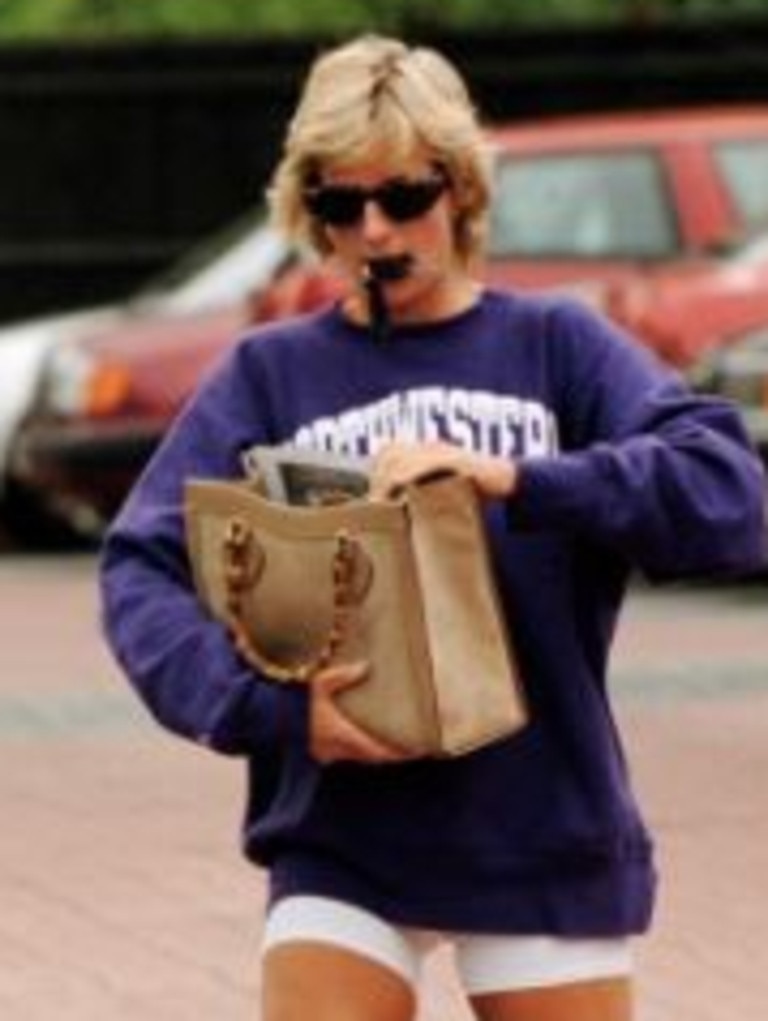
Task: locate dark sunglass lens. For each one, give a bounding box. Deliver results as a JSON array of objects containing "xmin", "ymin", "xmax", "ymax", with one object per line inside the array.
[
  {"xmin": 306, "ymin": 173, "xmax": 447, "ymax": 226},
  {"xmin": 378, "ymin": 179, "xmax": 445, "ymax": 222},
  {"xmin": 306, "ymin": 186, "xmax": 365, "ymax": 226}
]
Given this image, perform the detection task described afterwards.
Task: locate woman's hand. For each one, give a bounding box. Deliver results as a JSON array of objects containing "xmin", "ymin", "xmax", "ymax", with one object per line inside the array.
[
  {"xmin": 370, "ymin": 440, "xmax": 518, "ymax": 501},
  {"xmin": 307, "ymin": 661, "xmax": 411, "ymax": 765}
]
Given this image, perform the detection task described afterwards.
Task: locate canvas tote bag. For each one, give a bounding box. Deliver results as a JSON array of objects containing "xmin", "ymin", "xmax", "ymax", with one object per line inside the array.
[{"xmin": 184, "ymin": 472, "xmax": 527, "ymax": 757}]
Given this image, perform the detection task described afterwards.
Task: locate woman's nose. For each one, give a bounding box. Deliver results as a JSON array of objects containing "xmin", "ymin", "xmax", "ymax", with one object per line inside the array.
[{"xmin": 360, "ymin": 199, "xmax": 393, "ymax": 241}]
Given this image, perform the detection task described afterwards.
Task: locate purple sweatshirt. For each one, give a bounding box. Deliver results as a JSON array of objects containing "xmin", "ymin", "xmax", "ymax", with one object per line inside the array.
[{"xmin": 100, "ymin": 288, "xmax": 766, "ymax": 935}]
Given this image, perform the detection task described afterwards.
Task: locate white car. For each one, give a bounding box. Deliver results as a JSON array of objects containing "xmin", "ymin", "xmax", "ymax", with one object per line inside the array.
[{"xmin": 0, "ymin": 210, "xmax": 291, "ymax": 546}]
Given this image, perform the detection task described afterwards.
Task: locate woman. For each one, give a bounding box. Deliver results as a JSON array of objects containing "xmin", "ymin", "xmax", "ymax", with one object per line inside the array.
[{"xmin": 100, "ymin": 35, "xmax": 766, "ymax": 1021}]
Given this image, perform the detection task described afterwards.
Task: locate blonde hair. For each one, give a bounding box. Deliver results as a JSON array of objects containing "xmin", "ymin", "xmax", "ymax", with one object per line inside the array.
[{"xmin": 268, "ymin": 35, "xmax": 492, "ymax": 267}]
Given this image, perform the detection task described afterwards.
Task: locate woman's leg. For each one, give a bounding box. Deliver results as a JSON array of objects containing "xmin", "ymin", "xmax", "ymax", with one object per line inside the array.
[
  {"xmin": 262, "ymin": 941, "xmax": 417, "ymax": 1021},
  {"xmin": 259, "ymin": 896, "xmax": 422, "ymax": 1021},
  {"xmin": 469, "ymin": 975, "xmax": 633, "ymax": 1021},
  {"xmin": 455, "ymin": 933, "xmax": 634, "ymax": 1021}
]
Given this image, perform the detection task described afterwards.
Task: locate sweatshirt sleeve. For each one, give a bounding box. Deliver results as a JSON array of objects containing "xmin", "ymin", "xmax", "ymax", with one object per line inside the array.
[
  {"xmin": 99, "ymin": 342, "xmax": 310, "ymax": 757},
  {"xmin": 506, "ymin": 301, "xmax": 767, "ymax": 581}
]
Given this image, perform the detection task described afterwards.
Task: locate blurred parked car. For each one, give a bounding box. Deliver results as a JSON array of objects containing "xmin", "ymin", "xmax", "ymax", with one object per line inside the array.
[
  {"xmin": 608, "ymin": 230, "xmax": 768, "ymax": 368},
  {"xmin": 0, "ymin": 306, "xmax": 127, "ymax": 545},
  {"xmin": 693, "ymin": 321, "xmax": 768, "ymax": 462},
  {"xmin": 12, "ymin": 105, "xmax": 768, "ymax": 540},
  {"xmin": 0, "ymin": 209, "xmax": 298, "ymax": 545},
  {"xmin": 245, "ymin": 104, "xmax": 768, "ymax": 367}
]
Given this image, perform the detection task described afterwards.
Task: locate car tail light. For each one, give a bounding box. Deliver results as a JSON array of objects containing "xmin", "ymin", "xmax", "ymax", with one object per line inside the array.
[
  {"xmin": 83, "ymin": 363, "xmax": 133, "ymax": 418},
  {"xmin": 37, "ymin": 344, "xmax": 133, "ymax": 418}
]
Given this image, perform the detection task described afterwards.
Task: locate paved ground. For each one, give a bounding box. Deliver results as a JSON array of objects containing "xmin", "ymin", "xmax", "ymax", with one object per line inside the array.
[{"xmin": 1, "ymin": 555, "xmax": 767, "ymax": 1019}]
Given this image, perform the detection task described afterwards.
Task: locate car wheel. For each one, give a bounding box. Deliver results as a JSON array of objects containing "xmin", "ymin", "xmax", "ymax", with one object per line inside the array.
[{"xmin": 0, "ymin": 479, "xmax": 94, "ymax": 552}]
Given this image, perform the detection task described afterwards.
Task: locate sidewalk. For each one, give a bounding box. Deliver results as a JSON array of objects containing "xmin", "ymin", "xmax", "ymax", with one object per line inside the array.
[
  {"xmin": 0, "ymin": 558, "xmax": 766, "ymax": 1019},
  {"xmin": 612, "ymin": 581, "xmax": 768, "ymax": 1021}
]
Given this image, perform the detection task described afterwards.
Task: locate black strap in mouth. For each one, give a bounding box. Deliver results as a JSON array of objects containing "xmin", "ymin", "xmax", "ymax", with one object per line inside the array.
[
  {"xmin": 365, "ymin": 254, "xmax": 414, "ymax": 282},
  {"xmin": 361, "ymin": 255, "xmax": 414, "ymax": 342}
]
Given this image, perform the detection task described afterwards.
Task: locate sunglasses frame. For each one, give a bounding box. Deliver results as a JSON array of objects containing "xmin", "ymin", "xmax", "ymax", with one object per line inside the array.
[{"xmin": 303, "ymin": 167, "xmax": 450, "ymax": 228}]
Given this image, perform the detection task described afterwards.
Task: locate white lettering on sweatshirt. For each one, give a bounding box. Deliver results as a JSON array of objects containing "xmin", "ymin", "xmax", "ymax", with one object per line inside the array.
[{"xmin": 292, "ymin": 387, "xmax": 559, "ymax": 459}]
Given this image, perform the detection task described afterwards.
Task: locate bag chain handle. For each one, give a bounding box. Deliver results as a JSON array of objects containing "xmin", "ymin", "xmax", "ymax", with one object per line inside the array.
[{"xmin": 222, "ymin": 516, "xmax": 361, "ymax": 684}]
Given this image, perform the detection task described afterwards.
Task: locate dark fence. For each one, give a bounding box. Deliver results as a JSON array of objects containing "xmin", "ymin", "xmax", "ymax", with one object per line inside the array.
[{"xmin": 3, "ymin": 17, "xmax": 768, "ymax": 322}]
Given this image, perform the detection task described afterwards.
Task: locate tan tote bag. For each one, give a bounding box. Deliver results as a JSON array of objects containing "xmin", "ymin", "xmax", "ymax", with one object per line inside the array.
[{"xmin": 184, "ymin": 472, "xmax": 527, "ymax": 757}]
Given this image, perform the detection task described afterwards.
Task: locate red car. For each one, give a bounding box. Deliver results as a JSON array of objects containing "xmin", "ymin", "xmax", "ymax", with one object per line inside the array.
[
  {"xmin": 12, "ymin": 106, "xmax": 768, "ymax": 539},
  {"xmin": 604, "ymin": 231, "xmax": 768, "ymax": 368},
  {"xmin": 252, "ymin": 105, "xmax": 768, "ymax": 368}
]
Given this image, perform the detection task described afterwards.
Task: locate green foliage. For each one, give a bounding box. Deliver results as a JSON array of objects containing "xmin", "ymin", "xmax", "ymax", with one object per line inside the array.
[
  {"xmin": 0, "ymin": 0, "xmax": 766, "ymax": 40},
  {"xmin": 0, "ymin": 0, "xmax": 396, "ymax": 39}
]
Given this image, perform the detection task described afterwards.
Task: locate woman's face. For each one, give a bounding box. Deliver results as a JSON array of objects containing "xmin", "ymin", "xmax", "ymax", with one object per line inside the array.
[{"xmin": 311, "ymin": 146, "xmax": 476, "ymax": 325}]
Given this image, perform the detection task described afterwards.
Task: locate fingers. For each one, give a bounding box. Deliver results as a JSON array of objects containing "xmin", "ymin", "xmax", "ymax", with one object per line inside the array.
[
  {"xmin": 313, "ymin": 660, "xmax": 369, "ymax": 697},
  {"xmin": 370, "ymin": 441, "xmax": 463, "ymax": 498},
  {"xmin": 309, "ymin": 661, "xmax": 413, "ymax": 766},
  {"xmin": 370, "ymin": 441, "xmax": 517, "ymax": 501},
  {"xmin": 315, "ymin": 714, "xmax": 407, "ymax": 766}
]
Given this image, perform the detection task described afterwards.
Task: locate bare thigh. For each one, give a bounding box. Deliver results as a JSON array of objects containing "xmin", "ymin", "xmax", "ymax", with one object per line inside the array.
[
  {"xmin": 261, "ymin": 941, "xmax": 418, "ymax": 1021},
  {"xmin": 470, "ymin": 975, "xmax": 633, "ymax": 1021}
]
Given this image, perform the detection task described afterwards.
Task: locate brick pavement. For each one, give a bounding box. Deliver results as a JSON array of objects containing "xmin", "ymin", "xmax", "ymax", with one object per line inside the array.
[
  {"xmin": 613, "ymin": 581, "xmax": 768, "ymax": 1021},
  {"xmin": 1, "ymin": 557, "xmax": 767, "ymax": 1019}
]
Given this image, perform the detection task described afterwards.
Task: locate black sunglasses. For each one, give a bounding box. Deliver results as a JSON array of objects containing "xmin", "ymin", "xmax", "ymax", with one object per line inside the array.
[{"xmin": 303, "ymin": 169, "xmax": 449, "ymax": 228}]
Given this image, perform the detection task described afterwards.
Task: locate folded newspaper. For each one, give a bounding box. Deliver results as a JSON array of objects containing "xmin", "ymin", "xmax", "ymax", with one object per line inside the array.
[{"xmin": 242, "ymin": 445, "xmax": 372, "ymax": 506}]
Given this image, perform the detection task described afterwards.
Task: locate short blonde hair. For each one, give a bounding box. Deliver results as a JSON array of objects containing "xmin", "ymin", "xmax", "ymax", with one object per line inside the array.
[{"xmin": 268, "ymin": 35, "xmax": 492, "ymax": 267}]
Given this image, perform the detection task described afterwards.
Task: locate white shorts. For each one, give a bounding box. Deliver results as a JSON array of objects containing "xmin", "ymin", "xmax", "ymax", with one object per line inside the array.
[{"xmin": 262, "ymin": 895, "xmax": 634, "ymax": 995}]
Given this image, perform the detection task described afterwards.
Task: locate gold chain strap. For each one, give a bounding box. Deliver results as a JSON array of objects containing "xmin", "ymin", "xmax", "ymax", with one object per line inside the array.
[{"xmin": 221, "ymin": 517, "xmax": 362, "ymax": 684}]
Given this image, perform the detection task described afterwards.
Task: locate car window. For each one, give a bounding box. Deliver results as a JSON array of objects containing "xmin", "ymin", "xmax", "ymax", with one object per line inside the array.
[
  {"xmin": 714, "ymin": 140, "xmax": 768, "ymax": 231},
  {"xmin": 488, "ymin": 150, "xmax": 678, "ymax": 260}
]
